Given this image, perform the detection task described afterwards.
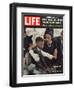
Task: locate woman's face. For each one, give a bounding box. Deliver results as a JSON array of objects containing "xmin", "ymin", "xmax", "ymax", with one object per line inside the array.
[{"xmin": 45, "ymin": 34, "xmax": 52, "ymax": 42}]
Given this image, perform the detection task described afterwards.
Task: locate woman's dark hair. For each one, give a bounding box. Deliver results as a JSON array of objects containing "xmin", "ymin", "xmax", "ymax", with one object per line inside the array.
[{"xmin": 44, "ymin": 27, "xmax": 53, "ymax": 39}]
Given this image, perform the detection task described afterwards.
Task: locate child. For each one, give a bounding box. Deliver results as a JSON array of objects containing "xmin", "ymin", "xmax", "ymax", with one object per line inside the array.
[{"xmin": 29, "ymin": 37, "xmax": 55, "ymax": 74}]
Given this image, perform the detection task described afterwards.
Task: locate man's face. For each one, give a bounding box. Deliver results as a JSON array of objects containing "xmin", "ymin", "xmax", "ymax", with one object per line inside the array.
[{"xmin": 36, "ymin": 41, "xmax": 44, "ymax": 49}]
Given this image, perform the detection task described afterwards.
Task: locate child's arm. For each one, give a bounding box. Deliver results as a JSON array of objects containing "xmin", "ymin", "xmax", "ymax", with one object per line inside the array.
[{"xmin": 29, "ymin": 50, "xmax": 40, "ymax": 62}]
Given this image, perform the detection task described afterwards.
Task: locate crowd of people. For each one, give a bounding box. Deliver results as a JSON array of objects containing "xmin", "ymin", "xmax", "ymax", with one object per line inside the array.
[{"xmin": 23, "ymin": 28, "xmax": 63, "ymax": 75}]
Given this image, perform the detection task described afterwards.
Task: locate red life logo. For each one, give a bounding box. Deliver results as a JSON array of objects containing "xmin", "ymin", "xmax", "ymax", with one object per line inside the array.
[{"xmin": 24, "ymin": 16, "xmax": 40, "ymax": 26}]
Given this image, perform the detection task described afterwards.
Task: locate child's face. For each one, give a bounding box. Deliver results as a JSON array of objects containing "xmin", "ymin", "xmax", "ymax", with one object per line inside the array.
[{"xmin": 36, "ymin": 41, "xmax": 44, "ymax": 49}]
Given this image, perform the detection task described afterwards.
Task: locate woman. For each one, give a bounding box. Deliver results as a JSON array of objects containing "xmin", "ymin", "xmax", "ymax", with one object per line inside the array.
[{"xmin": 43, "ymin": 28, "xmax": 57, "ymax": 68}]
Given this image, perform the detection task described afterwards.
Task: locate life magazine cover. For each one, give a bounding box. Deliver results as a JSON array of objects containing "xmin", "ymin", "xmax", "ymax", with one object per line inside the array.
[{"xmin": 22, "ymin": 13, "xmax": 63, "ymax": 75}]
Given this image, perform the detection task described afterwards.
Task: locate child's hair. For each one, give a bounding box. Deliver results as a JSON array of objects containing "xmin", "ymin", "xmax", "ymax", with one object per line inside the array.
[{"xmin": 35, "ymin": 37, "xmax": 44, "ymax": 43}]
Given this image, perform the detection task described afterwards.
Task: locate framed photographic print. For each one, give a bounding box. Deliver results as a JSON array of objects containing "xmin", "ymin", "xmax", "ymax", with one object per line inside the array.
[{"xmin": 10, "ymin": 3, "xmax": 72, "ymax": 87}]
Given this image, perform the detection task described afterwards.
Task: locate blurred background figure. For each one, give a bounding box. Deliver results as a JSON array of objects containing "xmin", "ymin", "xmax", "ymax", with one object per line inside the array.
[
  {"xmin": 54, "ymin": 30, "xmax": 63, "ymax": 72},
  {"xmin": 23, "ymin": 29, "xmax": 33, "ymax": 56},
  {"xmin": 23, "ymin": 29, "xmax": 33, "ymax": 75}
]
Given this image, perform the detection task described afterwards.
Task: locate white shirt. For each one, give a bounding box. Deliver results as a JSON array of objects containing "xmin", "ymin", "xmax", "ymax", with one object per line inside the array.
[{"xmin": 29, "ymin": 48, "xmax": 54, "ymax": 62}]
